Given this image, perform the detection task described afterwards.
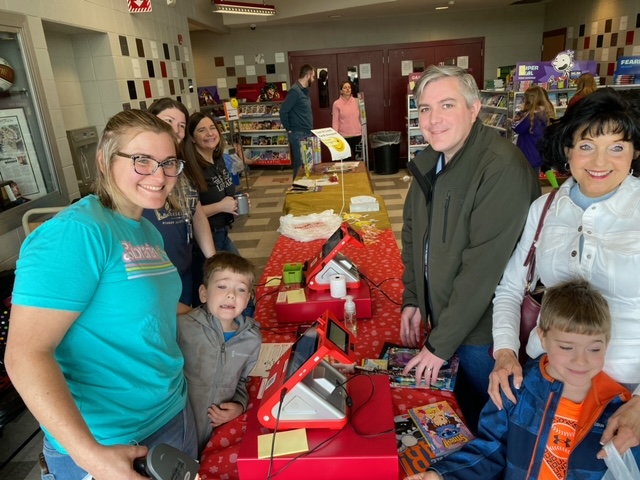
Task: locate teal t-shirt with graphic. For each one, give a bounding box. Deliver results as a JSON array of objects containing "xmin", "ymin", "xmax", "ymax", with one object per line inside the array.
[{"xmin": 12, "ymin": 195, "xmax": 186, "ymax": 453}]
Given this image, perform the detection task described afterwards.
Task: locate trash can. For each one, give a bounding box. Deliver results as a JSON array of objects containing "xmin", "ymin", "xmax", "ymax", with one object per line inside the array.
[{"xmin": 369, "ymin": 131, "xmax": 401, "ymax": 175}]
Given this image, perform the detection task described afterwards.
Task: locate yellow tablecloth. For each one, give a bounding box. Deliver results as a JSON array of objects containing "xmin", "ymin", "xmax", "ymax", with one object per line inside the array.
[{"xmin": 284, "ymin": 162, "xmax": 391, "ymax": 230}]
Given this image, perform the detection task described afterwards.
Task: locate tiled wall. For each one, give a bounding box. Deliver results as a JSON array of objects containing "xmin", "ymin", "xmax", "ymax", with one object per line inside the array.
[
  {"xmin": 544, "ymin": 0, "xmax": 640, "ymax": 84},
  {"xmin": 569, "ymin": 12, "xmax": 640, "ymax": 83},
  {"xmin": 192, "ymin": 45, "xmax": 291, "ymax": 101},
  {"xmin": 191, "ymin": 4, "xmax": 548, "ymax": 99},
  {"xmin": 0, "ymin": 0, "xmax": 224, "ymax": 268}
]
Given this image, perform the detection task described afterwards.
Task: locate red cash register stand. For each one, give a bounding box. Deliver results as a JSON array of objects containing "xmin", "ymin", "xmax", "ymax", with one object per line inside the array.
[{"xmin": 238, "ymin": 375, "xmax": 398, "ymax": 480}]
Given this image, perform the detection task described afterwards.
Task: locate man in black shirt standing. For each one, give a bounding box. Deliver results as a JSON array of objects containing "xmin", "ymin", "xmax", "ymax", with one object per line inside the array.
[{"xmin": 280, "ymin": 64, "xmax": 316, "ymax": 179}]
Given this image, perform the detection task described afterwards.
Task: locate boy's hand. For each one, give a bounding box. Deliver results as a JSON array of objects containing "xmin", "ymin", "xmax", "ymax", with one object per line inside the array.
[
  {"xmin": 488, "ymin": 349, "xmax": 522, "ymax": 410},
  {"xmin": 598, "ymin": 395, "xmax": 640, "ymax": 459},
  {"xmin": 404, "ymin": 471, "xmax": 442, "ymax": 480},
  {"xmin": 208, "ymin": 402, "xmax": 243, "ymax": 427}
]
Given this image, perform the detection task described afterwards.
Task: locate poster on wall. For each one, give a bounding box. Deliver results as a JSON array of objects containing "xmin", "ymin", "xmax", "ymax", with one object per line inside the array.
[
  {"xmin": 0, "ymin": 108, "xmax": 47, "ymax": 199},
  {"xmin": 198, "ymin": 86, "xmax": 221, "ymax": 107},
  {"xmin": 614, "ymin": 56, "xmax": 640, "ymax": 84},
  {"xmin": 514, "ymin": 50, "xmax": 597, "ymax": 86},
  {"xmin": 401, "ymin": 60, "xmax": 413, "ymax": 76}
]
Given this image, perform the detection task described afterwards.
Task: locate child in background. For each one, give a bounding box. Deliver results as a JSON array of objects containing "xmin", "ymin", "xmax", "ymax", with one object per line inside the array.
[
  {"xmin": 178, "ymin": 252, "xmax": 261, "ymax": 455},
  {"xmin": 513, "ymin": 86, "xmax": 557, "ymax": 184},
  {"xmin": 406, "ymin": 279, "xmax": 640, "ymax": 480},
  {"xmin": 567, "ymin": 73, "xmax": 598, "ymax": 110}
]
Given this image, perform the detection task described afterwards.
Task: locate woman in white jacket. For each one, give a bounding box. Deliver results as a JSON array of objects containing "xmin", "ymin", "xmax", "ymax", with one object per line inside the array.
[{"xmin": 489, "ymin": 88, "xmax": 640, "ymax": 456}]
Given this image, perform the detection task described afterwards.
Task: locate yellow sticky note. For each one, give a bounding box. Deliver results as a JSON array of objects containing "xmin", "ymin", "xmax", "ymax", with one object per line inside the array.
[
  {"xmin": 286, "ymin": 289, "xmax": 306, "ymax": 304},
  {"xmin": 257, "ymin": 428, "xmax": 309, "ymax": 459},
  {"xmin": 265, "ymin": 276, "xmax": 281, "ymax": 287}
]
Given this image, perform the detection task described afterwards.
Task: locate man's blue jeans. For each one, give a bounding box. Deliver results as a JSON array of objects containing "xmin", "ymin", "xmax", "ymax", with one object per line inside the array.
[
  {"xmin": 288, "ymin": 131, "xmax": 309, "ymax": 179},
  {"xmin": 453, "ymin": 343, "xmax": 494, "ymax": 434}
]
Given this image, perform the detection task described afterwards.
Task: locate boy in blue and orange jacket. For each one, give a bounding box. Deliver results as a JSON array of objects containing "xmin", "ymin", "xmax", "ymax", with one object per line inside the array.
[{"xmin": 406, "ymin": 279, "xmax": 640, "ymax": 480}]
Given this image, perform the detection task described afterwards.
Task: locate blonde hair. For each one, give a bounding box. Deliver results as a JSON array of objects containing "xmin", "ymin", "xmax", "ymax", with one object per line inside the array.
[
  {"xmin": 522, "ymin": 86, "xmax": 555, "ymax": 132},
  {"xmin": 539, "ymin": 279, "xmax": 611, "ymax": 343},
  {"xmin": 94, "ymin": 110, "xmax": 181, "ymax": 213},
  {"xmin": 575, "ymin": 73, "xmax": 598, "ymax": 97}
]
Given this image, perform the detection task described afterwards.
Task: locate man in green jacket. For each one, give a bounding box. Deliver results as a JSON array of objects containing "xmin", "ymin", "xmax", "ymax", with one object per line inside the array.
[{"xmin": 401, "ymin": 65, "xmax": 540, "ymax": 431}]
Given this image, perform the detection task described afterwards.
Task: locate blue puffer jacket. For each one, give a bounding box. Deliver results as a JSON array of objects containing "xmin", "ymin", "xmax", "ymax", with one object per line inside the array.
[{"xmin": 431, "ymin": 355, "xmax": 640, "ymax": 479}]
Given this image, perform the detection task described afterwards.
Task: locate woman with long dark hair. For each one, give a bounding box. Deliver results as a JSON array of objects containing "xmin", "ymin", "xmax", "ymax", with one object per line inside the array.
[
  {"xmin": 143, "ymin": 98, "xmax": 215, "ymax": 314},
  {"xmin": 183, "ymin": 112, "xmax": 239, "ymax": 300}
]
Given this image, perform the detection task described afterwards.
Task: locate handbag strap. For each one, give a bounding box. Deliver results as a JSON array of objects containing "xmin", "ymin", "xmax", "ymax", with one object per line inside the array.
[{"xmin": 523, "ymin": 188, "xmax": 558, "ymax": 288}]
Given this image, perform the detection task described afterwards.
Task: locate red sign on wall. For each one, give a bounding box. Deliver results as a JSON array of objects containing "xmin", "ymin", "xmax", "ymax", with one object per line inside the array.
[{"xmin": 128, "ymin": 0, "xmax": 152, "ymax": 13}]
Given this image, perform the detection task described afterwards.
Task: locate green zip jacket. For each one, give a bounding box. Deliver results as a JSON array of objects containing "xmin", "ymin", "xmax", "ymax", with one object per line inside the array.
[{"xmin": 402, "ymin": 119, "xmax": 540, "ymax": 360}]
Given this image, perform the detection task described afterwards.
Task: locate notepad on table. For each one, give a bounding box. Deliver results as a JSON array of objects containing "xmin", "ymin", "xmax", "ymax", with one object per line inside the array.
[{"xmin": 257, "ymin": 428, "xmax": 309, "ymax": 458}]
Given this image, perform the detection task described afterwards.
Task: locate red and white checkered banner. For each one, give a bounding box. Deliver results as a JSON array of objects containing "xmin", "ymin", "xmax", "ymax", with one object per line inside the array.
[{"xmin": 128, "ymin": 0, "xmax": 152, "ymax": 13}]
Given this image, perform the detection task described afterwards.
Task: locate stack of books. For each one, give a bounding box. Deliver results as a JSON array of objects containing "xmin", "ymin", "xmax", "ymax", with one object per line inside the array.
[
  {"xmin": 361, "ymin": 342, "xmax": 459, "ymax": 391},
  {"xmin": 396, "ymin": 400, "xmax": 475, "ymax": 476},
  {"xmin": 484, "ymin": 79, "xmax": 504, "ymax": 90},
  {"xmin": 614, "ymin": 74, "xmax": 638, "ymax": 85}
]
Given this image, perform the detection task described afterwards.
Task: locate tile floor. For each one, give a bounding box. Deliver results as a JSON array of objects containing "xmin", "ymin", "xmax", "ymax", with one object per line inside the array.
[{"xmin": 0, "ymin": 166, "xmax": 410, "ymax": 480}]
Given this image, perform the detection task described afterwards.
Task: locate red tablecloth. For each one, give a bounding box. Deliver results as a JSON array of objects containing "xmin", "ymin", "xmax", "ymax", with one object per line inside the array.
[{"xmin": 199, "ymin": 230, "xmax": 457, "ymax": 480}]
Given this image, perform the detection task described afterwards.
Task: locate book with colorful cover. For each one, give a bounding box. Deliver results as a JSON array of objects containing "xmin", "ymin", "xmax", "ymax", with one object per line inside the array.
[
  {"xmin": 557, "ymin": 92, "xmax": 569, "ymax": 107},
  {"xmin": 395, "ymin": 414, "xmax": 444, "ymax": 475},
  {"xmin": 360, "ymin": 358, "xmax": 388, "ymax": 370},
  {"xmin": 408, "ymin": 401, "xmax": 474, "ymax": 458},
  {"xmin": 380, "ymin": 344, "xmax": 459, "ymax": 391}
]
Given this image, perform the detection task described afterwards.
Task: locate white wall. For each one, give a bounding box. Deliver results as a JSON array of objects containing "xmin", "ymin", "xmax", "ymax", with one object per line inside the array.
[{"xmin": 543, "ymin": 0, "xmax": 638, "ymax": 31}]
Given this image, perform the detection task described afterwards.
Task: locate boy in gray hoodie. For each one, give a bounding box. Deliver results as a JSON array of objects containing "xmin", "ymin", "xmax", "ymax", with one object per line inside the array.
[{"xmin": 178, "ymin": 252, "xmax": 261, "ymax": 454}]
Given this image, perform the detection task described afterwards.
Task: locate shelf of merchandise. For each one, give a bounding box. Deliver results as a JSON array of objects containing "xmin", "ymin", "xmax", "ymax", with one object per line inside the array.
[
  {"xmin": 507, "ymin": 87, "xmax": 576, "ymax": 143},
  {"xmin": 407, "ymin": 94, "xmax": 428, "ymax": 161},
  {"xmin": 608, "ymin": 84, "xmax": 640, "ymax": 91},
  {"xmin": 479, "ymin": 90, "xmax": 507, "ymax": 135},
  {"xmin": 238, "ymin": 101, "xmax": 291, "ymax": 167}
]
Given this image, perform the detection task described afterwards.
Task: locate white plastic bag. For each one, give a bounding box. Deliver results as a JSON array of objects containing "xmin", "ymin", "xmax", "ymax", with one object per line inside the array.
[
  {"xmin": 223, "ymin": 153, "xmax": 245, "ymax": 175},
  {"xmin": 278, "ymin": 210, "xmax": 342, "ymax": 242},
  {"xmin": 602, "ymin": 441, "xmax": 640, "ymax": 480}
]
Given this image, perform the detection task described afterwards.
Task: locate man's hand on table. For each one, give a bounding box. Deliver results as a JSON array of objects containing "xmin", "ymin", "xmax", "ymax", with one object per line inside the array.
[{"xmin": 403, "ymin": 346, "xmax": 445, "ymax": 387}]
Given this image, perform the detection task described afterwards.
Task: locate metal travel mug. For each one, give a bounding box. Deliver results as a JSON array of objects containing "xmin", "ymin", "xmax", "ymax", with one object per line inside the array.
[{"xmin": 234, "ymin": 192, "xmax": 250, "ymax": 216}]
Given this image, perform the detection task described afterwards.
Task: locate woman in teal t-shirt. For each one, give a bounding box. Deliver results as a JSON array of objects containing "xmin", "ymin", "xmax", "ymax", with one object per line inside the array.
[{"xmin": 5, "ymin": 110, "xmax": 196, "ymax": 479}]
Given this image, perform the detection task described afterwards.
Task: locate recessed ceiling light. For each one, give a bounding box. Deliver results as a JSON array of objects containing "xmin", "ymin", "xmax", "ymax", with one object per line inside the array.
[{"xmin": 435, "ymin": 6, "xmax": 448, "ymax": 9}]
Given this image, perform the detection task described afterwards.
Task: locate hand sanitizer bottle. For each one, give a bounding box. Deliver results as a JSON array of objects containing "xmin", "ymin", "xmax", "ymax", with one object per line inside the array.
[{"xmin": 344, "ymin": 295, "xmax": 357, "ymax": 336}]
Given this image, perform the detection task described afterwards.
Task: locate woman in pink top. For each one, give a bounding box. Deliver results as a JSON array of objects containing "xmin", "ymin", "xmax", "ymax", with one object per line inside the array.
[{"xmin": 332, "ymin": 80, "xmax": 362, "ymax": 159}]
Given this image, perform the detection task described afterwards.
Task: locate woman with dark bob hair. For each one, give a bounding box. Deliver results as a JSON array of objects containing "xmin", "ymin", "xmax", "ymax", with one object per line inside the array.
[{"xmin": 490, "ymin": 88, "xmax": 640, "ymax": 456}]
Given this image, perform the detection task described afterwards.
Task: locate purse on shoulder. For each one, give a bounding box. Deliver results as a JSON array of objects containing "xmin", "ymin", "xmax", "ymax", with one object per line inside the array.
[{"xmin": 519, "ymin": 189, "xmax": 558, "ymax": 364}]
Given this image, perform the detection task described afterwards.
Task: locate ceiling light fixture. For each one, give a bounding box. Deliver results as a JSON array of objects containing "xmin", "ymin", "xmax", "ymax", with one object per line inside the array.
[
  {"xmin": 435, "ymin": 5, "xmax": 449, "ymax": 9},
  {"xmin": 211, "ymin": 0, "xmax": 276, "ymax": 16}
]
